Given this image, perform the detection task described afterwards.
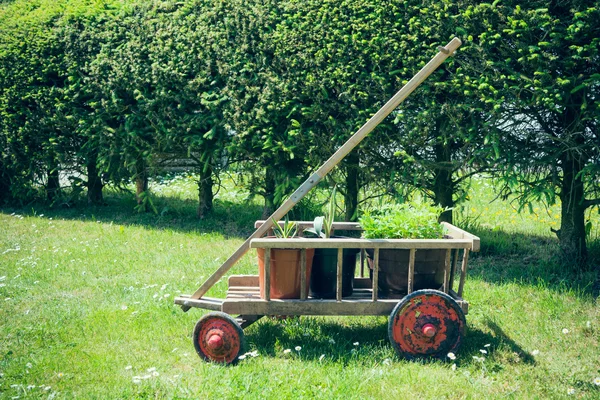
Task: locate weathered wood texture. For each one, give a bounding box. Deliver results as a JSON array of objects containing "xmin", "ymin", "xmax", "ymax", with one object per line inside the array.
[
  {"xmin": 372, "ymin": 248, "xmax": 380, "ymax": 301},
  {"xmin": 250, "ymin": 238, "xmax": 475, "ymax": 250},
  {"xmin": 255, "ymin": 220, "xmax": 362, "ymax": 231},
  {"xmin": 174, "ymin": 295, "xmax": 223, "ymax": 311},
  {"xmin": 407, "ymin": 248, "xmax": 416, "ymax": 294},
  {"xmin": 441, "ymin": 222, "xmax": 480, "ymax": 252}
]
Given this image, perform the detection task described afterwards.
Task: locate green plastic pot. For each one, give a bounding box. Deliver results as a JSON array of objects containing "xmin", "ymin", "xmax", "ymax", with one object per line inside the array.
[{"xmin": 309, "ymin": 246, "xmax": 359, "ymax": 299}]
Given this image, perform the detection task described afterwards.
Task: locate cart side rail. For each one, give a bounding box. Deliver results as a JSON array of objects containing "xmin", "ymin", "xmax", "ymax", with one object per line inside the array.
[
  {"xmin": 255, "ymin": 220, "xmax": 362, "ymax": 233},
  {"xmin": 441, "ymin": 222, "xmax": 480, "ymax": 252},
  {"xmin": 250, "ymin": 237, "xmax": 474, "ymax": 250}
]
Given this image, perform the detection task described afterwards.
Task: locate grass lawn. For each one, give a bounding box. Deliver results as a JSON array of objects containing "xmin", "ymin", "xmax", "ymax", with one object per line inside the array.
[{"xmin": 1, "ymin": 175, "xmax": 599, "ymax": 399}]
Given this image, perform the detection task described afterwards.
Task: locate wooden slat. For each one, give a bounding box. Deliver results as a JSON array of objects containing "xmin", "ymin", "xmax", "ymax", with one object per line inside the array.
[
  {"xmin": 250, "ymin": 238, "xmax": 473, "ymax": 250},
  {"xmin": 458, "ymin": 249, "xmax": 470, "ymax": 297},
  {"xmin": 255, "ymin": 220, "xmax": 362, "ymax": 231},
  {"xmin": 441, "ymin": 222, "xmax": 480, "ymax": 252},
  {"xmin": 449, "ymin": 249, "xmax": 459, "ymax": 292},
  {"xmin": 354, "ymin": 277, "xmax": 372, "ymax": 289},
  {"xmin": 228, "ymin": 275, "xmax": 259, "ymax": 287},
  {"xmin": 360, "ymin": 249, "xmax": 365, "ymax": 278},
  {"xmin": 300, "ymin": 249, "xmax": 307, "ymax": 300},
  {"xmin": 174, "ymin": 296, "xmax": 223, "ymax": 311},
  {"xmin": 443, "ymin": 249, "xmax": 452, "ymax": 293},
  {"xmin": 227, "ymin": 288, "xmax": 262, "ymax": 295},
  {"xmin": 449, "ymin": 289, "xmax": 469, "ymax": 315},
  {"xmin": 222, "ymin": 297, "xmax": 470, "ymax": 316},
  {"xmin": 226, "ymin": 293, "xmax": 261, "ymax": 299},
  {"xmin": 336, "ymin": 248, "xmax": 343, "ymax": 302},
  {"xmin": 264, "ymin": 249, "xmax": 271, "ymax": 301},
  {"xmin": 407, "ymin": 248, "xmax": 416, "ymax": 294},
  {"xmin": 227, "ymin": 288, "xmax": 374, "ymax": 300},
  {"xmin": 184, "ymin": 39, "xmax": 462, "ymax": 305},
  {"xmin": 372, "ymin": 248, "xmax": 379, "ymax": 301},
  {"xmin": 235, "ymin": 315, "xmax": 263, "ymax": 329},
  {"xmin": 222, "ymin": 298, "xmax": 397, "ymax": 316}
]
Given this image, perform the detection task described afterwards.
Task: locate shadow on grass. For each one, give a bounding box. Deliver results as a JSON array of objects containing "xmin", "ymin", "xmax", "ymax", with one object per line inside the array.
[
  {"xmin": 244, "ymin": 316, "xmax": 535, "ymax": 366},
  {"xmin": 1, "ymin": 190, "xmax": 324, "ymax": 239},
  {"xmin": 466, "ymin": 226, "xmax": 599, "ymax": 299},
  {"xmin": 0, "ymin": 192, "xmax": 264, "ymax": 238}
]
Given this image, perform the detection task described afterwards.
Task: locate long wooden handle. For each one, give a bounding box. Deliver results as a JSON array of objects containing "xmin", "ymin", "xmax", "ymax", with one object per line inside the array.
[{"xmin": 186, "ymin": 38, "xmax": 462, "ymax": 303}]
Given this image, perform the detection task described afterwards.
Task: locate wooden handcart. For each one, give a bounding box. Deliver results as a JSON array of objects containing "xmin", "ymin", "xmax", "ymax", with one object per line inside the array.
[{"xmin": 174, "ymin": 38, "xmax": 477, "ymax": 364}]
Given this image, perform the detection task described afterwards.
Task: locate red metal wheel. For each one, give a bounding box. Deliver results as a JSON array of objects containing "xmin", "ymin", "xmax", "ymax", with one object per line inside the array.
[
  {"xmin": 388, "ymin": 289, "xmax": 466, "ymax": 360},
  {"xmin": 193, "ymin": 312, "xmax": 245, "ymax": 364}
]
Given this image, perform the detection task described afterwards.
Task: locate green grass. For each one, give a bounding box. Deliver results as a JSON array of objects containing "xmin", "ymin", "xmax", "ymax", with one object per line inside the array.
[{"xmin": 1, "ymin": 176, "xmax": 599, "ymax": 399}]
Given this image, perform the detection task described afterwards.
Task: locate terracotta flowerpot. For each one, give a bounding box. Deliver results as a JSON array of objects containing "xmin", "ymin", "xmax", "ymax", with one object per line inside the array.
[
  {"xmin": 366, "ymin": 248, "xmax": 446, "ymax": 298},
  {"xmin": 257, "ymin": 248, "xmax": 315, "ymax": 299}
]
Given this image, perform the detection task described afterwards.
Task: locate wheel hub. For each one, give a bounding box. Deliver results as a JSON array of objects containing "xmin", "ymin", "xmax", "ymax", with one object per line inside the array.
[
  {"xmin": 422, "ymin": 323, "xmax": 437, "ymax": 337},
  {"xmin": 207, "ymin": 333, "xmax": 224, "ymax": 349}
]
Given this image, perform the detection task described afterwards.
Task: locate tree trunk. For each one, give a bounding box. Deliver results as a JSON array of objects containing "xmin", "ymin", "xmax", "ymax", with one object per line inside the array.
[
  {"xmin": 46, "ymin": 159, "xmax": 60, "ymax": 202},
  {"xmin": 197, "ymin": 165, "xmax": 213, "ymax": 218},
  {"xmin": 344, "ymin": 151, "xmax": 360, "ymax": 222},
  {"xmin": 555, "ymin": 150, "xmax": 587, "ymax": 265},
  {"xmin": 0, "ymin": 161, "xmax": 9, "ymax": 203},
  {"xmin": 433, "ymin": 140, "xmax": 454, "ymax": 224},
  {"xmin": 135, "ymin": 157, "xmax": 149, "ymax": 210},
  {"xmin": 262, "ymin": 166, "xmax": 276, "ymax": 219},
  {"xmin": 86, "ymin": 150, "xmax": 104, "ymax": 205}
]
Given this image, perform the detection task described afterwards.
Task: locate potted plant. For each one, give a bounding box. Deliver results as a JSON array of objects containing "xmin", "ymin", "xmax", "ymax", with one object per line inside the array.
[
  {"xmin": 359, "ymin": 203, "xmax": 446, "ymax": 298},
  {"xmin": 257, "ymin": 216, "xmax": 315, "ymax": 299},
  {"xmin": 304, "ymin": 188, "xmax": 359, "ymax": 298}
]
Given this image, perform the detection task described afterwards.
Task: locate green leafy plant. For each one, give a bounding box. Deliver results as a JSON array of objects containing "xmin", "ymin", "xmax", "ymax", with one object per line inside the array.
[
  {"xmin": 359, "ymin": 203, "xmax": 445, "ymax": 239},
  {"xmin": 304, "ymin": 187, "xmax": 337, "ymax": 238},
  {"xmin": 272, "ymin": 215, "xmax": 297, "ymax": 238}
]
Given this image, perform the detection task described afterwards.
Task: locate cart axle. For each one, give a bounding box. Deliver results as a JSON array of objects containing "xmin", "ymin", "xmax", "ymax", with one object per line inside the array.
[
  {"xmin": 422, "ymin": 324, "xmax": 436, "ymax": 337},
  {"xmin": 207, "ymin": 334, "xmax": 224, "ymax": 350}
]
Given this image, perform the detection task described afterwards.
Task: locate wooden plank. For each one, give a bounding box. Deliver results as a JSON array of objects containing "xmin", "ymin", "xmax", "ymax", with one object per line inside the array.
[
  {"xmin": 360, "ymin": 249, "xmax": 365, "ymax": 278},
  {"xmin": 458, "ymin": 249, "xmax": 470, "ymax": 297},
  {"xmin": 222, "ymin": 297, "xmax": 471, "ymax": 317},
  {"xmin": 449, "ymin": 249, "xmax": 459, "ymax": 292},
  {"xmin": 255, "ymin": 220, "xmax": 362, "ymax": 231},
  {"xmin": 227, "ymin": 289, "xmax": 261, "ymax": 295},
  {"xmin": 228, "ymin": 275, "xmax": 259, "ymax": 287},
  {"xmin": 443, "ymin": 249, "xmax": 452, "ymax": 293},
  {"xmin": 300, "ymin": 249, "xmax": 307, "ymax": 300},
  {"xmin": 226, "ymin": 293, "xmax": 261, "ymax": 299},
  {"xmin": 407, "ymin": 248, "xmax": 416, "ymax": 294},
  {"xmin": 354, "ymin": 277, "xmax": 372, "ymax": 289},
  {"xmin": 264, "ymin": 249, "xmax": 271, "ymax": 301},
  {"xmin": 235, "ymin": 315, "xmax": 264, "ymax": 329},
  {"xmin": 250, "ymin": 238, "xmax": 474, "ymax": 250},
  {"xmin": 222, "ymin": 298, "xmax": 398, "ymax": 316},
  {"xmin": 336, "ymin": 248, "xmax": 343, "ymax": 302},
  {"xmin": 372, "ymin": 248, "xmax": 379, "ymax": 301},
  {"xmin": 441, "ymin": 222, "xmax": 480, "ymax": 252},
  {"xmin": 184, "ymin": 39, "xmax": 461, "ymax": 305},
  {"xmin": 174, "ymin": 296, "xmax": 223, "ymax": 311},
  {"xmin": 449, "ymin": 289, "xmax": 469, "ymax": 315}
]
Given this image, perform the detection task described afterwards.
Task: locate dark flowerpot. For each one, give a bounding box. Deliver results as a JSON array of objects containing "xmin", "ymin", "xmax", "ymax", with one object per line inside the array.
[
  {"xmin": 366, "ymin": 248, "xmax": 446, "ymax": 298},
  {"xmin": 257, "ymin": 248, "xmax": 315, "ymax": 299},
  {"xmin": 309, "ymin": 247, "xmax": 360, "ymax": 299}
]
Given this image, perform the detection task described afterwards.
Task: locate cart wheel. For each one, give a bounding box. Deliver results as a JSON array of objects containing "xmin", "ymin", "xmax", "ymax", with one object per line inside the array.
[
  {"xmin": 388, "ymin": 289, "xmax": 465, "ymax": 360},
  {"xmin": 193, "ymin": 312, "xmax": 245, "ymax": 364}
]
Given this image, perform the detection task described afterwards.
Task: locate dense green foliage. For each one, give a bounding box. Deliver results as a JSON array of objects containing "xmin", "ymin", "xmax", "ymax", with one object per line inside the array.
[
  {"xmin": 0, "ymin": 0, "xmax": 599, "ymax": 265},
  {"xmin": 359, "ymin": 203, "xmax": 445, "ymax": 239}
]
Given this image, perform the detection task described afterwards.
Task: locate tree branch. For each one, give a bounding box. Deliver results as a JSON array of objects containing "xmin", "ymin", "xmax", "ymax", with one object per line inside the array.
[{"xmin": 583, "ymin": 198, "xmax": 600, "ymax": 209}]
